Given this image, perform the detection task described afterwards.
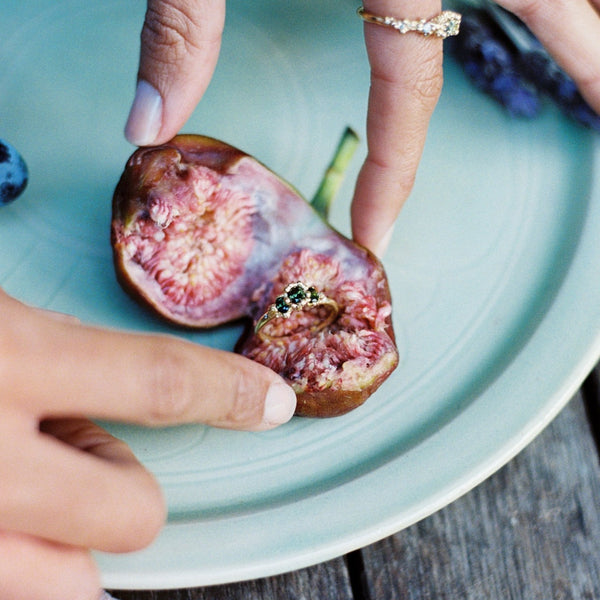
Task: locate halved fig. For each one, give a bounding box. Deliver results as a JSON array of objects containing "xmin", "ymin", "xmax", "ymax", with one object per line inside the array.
[{"xmin": 111, "ymin": 134, "xmax": 398, "ymax": 417}]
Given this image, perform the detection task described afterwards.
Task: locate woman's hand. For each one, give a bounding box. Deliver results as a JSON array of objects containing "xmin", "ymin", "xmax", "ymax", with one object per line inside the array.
[{"xmin": 0, "ymin": 288, "xmax": 296, "ymax": 600}]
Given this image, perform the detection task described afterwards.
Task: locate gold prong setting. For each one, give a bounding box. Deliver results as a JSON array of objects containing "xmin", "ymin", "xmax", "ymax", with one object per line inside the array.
[
  {"xmin": 254, "ymin": 282, "xmax": 339, "ymax": 341},
  {"xmin": 357, "ymin": 7, "xmax": 462, "ymax": 39}
]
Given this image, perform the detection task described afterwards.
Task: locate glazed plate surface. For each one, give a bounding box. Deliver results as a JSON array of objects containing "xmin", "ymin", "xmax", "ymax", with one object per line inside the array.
[{"xmin": 1, "ymin": 0, "xmax": 599, "ymax": 589}]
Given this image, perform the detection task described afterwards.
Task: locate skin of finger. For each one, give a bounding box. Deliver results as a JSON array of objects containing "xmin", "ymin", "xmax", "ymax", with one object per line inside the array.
[
  {"xmin": 495, "ymin": 0, "xmax": 600, "ymax": 113},
  {"xmin": 138, "ymin": 0, "xmax": 226, "ymax": 143},
  {"xmin": 0, "ymin": 531, "xmax": 100, "ymax": 600},
  {"xmin": 0, "ymin": 416, "xmax": 165, "ymax": 553},
  {"xmin": 351, "ymin": 0, "xmax": 443, "ymax": 255},
  {"xmin": 0, "ymin": 290, "xmax": 289, "ymax": 430}
]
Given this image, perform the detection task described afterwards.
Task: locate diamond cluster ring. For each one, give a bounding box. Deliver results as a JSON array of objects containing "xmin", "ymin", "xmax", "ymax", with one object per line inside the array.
[
  {"xmin": 254, "ymin": 282, "xmax": 339, "ymax": 342},
  {"xmin": 357, "ymin": 6, "xmax": 461, "ymax": 39}
]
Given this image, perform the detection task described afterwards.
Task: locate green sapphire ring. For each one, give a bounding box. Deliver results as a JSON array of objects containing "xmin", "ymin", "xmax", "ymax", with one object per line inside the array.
[
  {"xmin": 357, "ymin": 6, "xmax": 461, "ymax": 39},
  {"xmin": 254, "ymin": 281, "xmax": 339, "ymax": 342}
]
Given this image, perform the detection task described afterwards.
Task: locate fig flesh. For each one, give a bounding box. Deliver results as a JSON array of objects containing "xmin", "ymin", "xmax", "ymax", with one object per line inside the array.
[{"xmin": 111, "ymin": 134, "xmax": 398, "ymax": 417}]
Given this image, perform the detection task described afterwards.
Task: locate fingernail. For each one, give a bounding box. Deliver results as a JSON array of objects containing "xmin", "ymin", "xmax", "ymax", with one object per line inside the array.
[
  {"xmin": 124, "ymin": 80, "xmax": 162, "ymax": 146},
  {"xmin": 262, "ymin": 381, "xmax": 297, "ymax": 427},
  {"xmin": 372, "ymin": 225, "xmax": 395, "ymax": 258}
]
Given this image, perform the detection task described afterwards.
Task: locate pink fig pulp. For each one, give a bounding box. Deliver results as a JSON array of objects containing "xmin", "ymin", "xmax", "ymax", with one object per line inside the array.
[{"xmin": 111, "ymin": 134, "xmax": 398, "ymax": 417}]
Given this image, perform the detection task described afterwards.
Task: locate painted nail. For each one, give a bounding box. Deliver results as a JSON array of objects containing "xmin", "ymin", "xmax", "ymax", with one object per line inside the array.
[
  {"xmin": 262, "ymin": 381, "xmax": 297, "ymax": 428},
  {"xmin": 372, "ymin": 224, "xmax": 395, "ymax": 258},
  {"xmin": 124, "ymin": 80, "xmax": 162, "ymax": 146}
]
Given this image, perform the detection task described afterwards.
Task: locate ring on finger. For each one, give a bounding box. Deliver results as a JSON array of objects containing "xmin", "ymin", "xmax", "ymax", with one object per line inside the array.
[{"xmin": 357, "ymin": 6, "xmax": 461, "ymax": 39}]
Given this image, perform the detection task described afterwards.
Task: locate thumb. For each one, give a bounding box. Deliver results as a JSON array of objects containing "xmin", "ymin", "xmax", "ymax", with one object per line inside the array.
[{"xmin": 125, "ymin": 0, "xmax": 225, "ymax": 146}]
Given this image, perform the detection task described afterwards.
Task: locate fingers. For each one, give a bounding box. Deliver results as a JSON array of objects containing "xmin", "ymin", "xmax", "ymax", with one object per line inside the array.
[
  {"xmin": 0, "ymin": 531, "xmax": 100, "ymax": 600},
  {"xmin": 1, "ymin": 418, "xmax": 165, "ymax": 552},
  {"xmin": 125, "ymin": 0, "xmax": 226, "ymax": 146},
  {"xmin": 352, "ymin": 0, "xmax": 444, "ymax": 257},
  {"xmin": 0, "ymin": 289, "xmax": 296, "ymax": 431},
  {"xmin": 495, "ymin": 0, "xmax": 600, "ymax": 113}
]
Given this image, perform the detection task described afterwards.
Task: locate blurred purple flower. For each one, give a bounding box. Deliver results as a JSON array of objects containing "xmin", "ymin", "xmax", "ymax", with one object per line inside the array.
[
  {"xmin": 448, "ymin": 5, "xmax": 600, "ymax": 131},
  {"xmin": 447, "ymin": 10, "xmax": 541, "ymax": 118}
]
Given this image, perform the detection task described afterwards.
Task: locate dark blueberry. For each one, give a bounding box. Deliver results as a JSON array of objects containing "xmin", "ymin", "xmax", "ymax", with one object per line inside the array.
[
  {"xmin": 0, "ymin": 143, "xmax": 10, "ymax": 164},
  {"xmin": 0, "ymin": 139, "xmax": 28, "ymax": 205}
]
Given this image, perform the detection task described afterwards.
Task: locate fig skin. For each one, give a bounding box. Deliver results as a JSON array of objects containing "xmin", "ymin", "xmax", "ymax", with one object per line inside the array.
[{"xmin": 111, "ymin": 134, "xmax": 398, "ymax": 417}]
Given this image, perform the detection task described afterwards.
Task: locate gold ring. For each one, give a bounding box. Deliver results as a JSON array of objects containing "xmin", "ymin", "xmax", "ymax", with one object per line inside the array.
[
  {"xmin": 254, "ymin": 282, "xmax": 339, "ymax": 342},
  {"xmin": 357, "ymin": 6, "xmax": 461, "ymax": 39}
]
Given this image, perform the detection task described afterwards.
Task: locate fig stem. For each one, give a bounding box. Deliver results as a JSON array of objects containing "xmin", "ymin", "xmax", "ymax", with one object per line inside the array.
[{"xmin": 310, "ymin": 127, "xmax": 360, "ymax": 220}]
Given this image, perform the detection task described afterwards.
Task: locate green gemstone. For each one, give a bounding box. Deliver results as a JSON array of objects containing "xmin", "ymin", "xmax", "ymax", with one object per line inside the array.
[
  {"xmin": 308, "ymin": 287, "xmax": 319, "ymax": 303},
  {"xmin": 275, "ymin": 296, "xmax": 290, "ymax": 314},
  {"xmin": 287, "ymin": 284, "xmax": 306, "ymax": 304}
]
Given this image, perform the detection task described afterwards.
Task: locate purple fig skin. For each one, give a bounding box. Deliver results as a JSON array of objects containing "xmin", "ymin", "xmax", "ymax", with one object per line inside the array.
[{"xmin": 111, "ymin": 134, "xmax": 398, "ymax": 417}]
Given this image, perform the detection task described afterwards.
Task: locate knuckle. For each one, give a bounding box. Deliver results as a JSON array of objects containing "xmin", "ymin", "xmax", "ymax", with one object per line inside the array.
[
  {"xmin": 142, "ymin": 340, "xmax": 196, "ymax": 426},
  {"xmin": 409, "ymin": 55, "xmax": 443, "ymax": 108},
  {"xmin": 219, "ymin": 368, "xmax": 266, "ymax": 428},
  {"xmin": 142, "ymin": 2, "xmax": 200, "ymax": 65}
]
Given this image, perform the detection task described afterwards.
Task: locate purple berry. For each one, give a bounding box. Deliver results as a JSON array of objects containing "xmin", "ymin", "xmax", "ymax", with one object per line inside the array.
[
  {"xmin": 447, "ymin": 9, "xmax": 541, "ymax": 118},
  {"xmin": 0, "ymin": 139, "xmax": 28, "ymax": 205}
]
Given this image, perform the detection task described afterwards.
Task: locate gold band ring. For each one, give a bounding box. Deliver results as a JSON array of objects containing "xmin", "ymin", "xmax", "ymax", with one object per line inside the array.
[
  {"xmin": 357, "ymin": 6, "xmax": 461, "ymax": 39},
  {"xmin": 254, "ymin": 282, "xmax": 339, "ymax": 342}
]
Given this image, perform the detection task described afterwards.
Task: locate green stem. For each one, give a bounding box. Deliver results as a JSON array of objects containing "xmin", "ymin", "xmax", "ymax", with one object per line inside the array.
[{"xmin": 310, "ymin": 126, "xmax": 360, "ymax": 220}]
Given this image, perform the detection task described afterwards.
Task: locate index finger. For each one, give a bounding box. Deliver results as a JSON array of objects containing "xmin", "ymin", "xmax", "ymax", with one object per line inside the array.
[
  {"xmin": 2, "ymin": 293, "xmax": 296, "ymax": 430},
  {"xmin": 352, "ymin": 0, "xmax": 444, "ymax": 257}
]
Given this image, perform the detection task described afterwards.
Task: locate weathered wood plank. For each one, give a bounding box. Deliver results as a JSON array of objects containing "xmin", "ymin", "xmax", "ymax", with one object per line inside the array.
[
  {"xmin": 360, "ymin": 394, "xmax": 600, "ymax": 599},
  {"xmin": 109, "ymin": 555, "xmax": 354, "ymax": 600}
]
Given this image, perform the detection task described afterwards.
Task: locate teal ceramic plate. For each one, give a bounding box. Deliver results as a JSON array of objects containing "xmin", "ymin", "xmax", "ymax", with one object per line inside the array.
[{"xmin": 2, "ymin": 0, "xmax": 599, "ymax": 590}]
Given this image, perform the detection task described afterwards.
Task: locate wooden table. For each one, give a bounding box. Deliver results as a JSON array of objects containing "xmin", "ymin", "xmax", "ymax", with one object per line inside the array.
[{"xmin": 109, "ymin": 368, "xmax": 600, "ymax": 599}]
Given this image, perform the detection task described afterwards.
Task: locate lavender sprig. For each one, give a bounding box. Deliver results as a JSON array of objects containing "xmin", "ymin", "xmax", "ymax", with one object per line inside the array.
[
  {"xmin": 517, "ymin": 47, "xmax": 600, "ymax": 132},
  {"xmin": 447, "ymin": 8, "xmax": 540, "ymax": 117},
  {"xmin": 448, "ymin": 2, "xmax": 600, "ymax": 131}
]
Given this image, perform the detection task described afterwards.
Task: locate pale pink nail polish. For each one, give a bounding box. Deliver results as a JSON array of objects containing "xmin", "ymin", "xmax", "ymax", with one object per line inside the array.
[
  {"xmin": 372, "ymin": 225, "xmax": 395, "ymax": 258},
  {"xmin": 124, "ymin": 80, "xmax": 162, "ymax": 146},
  {"xmin": 261, "ymin": 381, "xmax": 297, "ymax": 428}
]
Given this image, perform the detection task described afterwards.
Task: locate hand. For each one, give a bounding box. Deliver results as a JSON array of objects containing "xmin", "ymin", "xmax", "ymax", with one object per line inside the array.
[{"xmin": 0, "ymin": 288, "xmax": 295, "ymax": 600}]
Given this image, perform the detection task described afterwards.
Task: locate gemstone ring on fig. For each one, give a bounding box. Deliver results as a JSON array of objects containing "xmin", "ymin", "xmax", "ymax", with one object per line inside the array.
[
  {"xmin": 254, "ymin": 281, "xmax": 340, "ymax": 342},
  {"xmin": 357, "ymin": 6, "xmax": 461, "ymax": 39}
]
